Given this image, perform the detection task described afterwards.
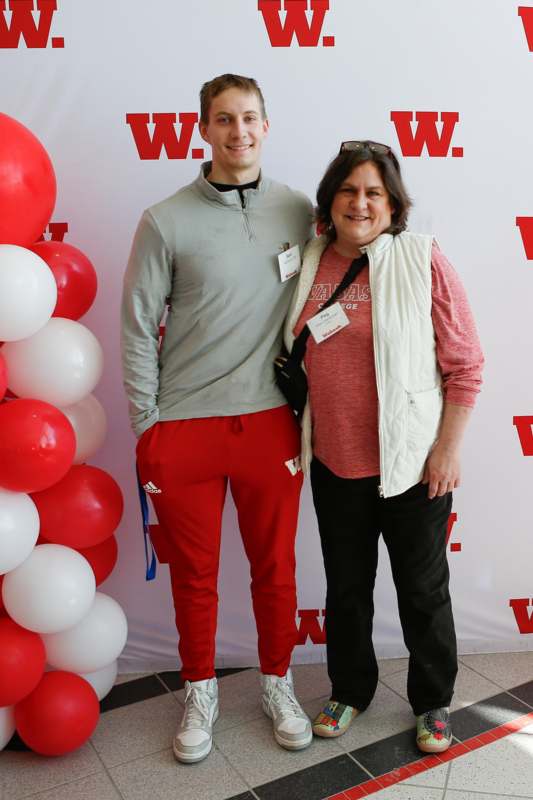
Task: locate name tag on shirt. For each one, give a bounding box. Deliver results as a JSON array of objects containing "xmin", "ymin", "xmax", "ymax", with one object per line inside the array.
[
  {"xmin": 278, "ymin": 244, "xmax": 301, "ymax": 282},
  {"xmin": 307, "ymin": 302, "xmax": 350, "ymax": 344}
]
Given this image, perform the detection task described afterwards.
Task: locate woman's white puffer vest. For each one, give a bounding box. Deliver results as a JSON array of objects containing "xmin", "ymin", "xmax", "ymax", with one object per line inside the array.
[{"xmin": 284, "ymin": 232, "xmax": 443, "ymax": 498}]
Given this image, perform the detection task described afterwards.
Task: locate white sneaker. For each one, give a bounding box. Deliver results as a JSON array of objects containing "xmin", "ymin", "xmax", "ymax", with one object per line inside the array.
[
  {"xmin": 261, "ymin": 668, "xmax": 312, "ymax": 750},
  {"xmin": 173, "ymin": 678, "xmax": 219, "ymax": 764}
]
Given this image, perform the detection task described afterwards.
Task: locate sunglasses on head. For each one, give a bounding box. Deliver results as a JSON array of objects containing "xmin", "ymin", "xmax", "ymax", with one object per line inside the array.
[{"xmin": 339, "ymin": 140, "xmax": 392, "ymax": 157}]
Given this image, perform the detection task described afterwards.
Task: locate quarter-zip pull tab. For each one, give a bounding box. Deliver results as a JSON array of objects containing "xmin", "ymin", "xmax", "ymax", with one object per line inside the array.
[
  {"xmin": 377, "ymin": 483, "xmax": 384, "ymax": 498},
  {"xmin": 242, "ymin": 207, "xmax": 254, "ymax": 241}
]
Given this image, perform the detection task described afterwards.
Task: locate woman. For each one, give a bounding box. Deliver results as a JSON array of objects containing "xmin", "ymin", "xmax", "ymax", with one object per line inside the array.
[{"xmin": 284, "ymin": 141, "xmax": 483, "ymax": 753}]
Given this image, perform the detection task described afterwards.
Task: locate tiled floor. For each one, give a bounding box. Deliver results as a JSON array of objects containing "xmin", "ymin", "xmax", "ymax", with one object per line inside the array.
[{"xmin": 2, "ymin": 653, "xmax": 533, "ymax": 800}]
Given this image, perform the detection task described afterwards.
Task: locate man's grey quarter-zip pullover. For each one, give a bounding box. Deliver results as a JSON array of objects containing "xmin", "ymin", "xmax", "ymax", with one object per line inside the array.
[{"xmin": 121, "ymin": 163, "xmax": 314, "ymax": 436}]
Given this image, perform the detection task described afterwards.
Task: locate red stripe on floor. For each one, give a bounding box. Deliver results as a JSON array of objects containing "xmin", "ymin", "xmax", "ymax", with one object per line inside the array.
[
  {"xmin": 343, "ymin": 779, "xmax": 383, "ymax": 799},
  {"xmin": 435, "ymin": 741, "xmax": 470, "ymax": 762},
  {"xmin": 324, "ymin": 711, "xmax": 533, "ymax": 799},
  {"xmin": 502, "ymin": 712, "xmax": 533, "ymax": 733}
]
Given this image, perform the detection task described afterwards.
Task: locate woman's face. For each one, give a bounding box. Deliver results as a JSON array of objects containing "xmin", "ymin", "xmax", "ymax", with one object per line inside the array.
[{"xmin": 330, "ymin": 161, "xmax": 393, "ymax": 255}]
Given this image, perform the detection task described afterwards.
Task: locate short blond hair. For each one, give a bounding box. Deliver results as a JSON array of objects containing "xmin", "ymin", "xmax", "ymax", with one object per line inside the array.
[{"xmin": 200, "ymin": 74, "xmax": 267, "ymax": 124}]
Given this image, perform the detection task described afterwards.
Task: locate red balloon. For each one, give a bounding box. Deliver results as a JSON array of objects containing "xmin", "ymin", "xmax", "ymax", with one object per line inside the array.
[
  {"xmin": 0, "ymin": 399, "xmax": 76, "ymax": 492},
  {"xmin": 29, "ymin": 242, "xmax": 98, "ymax": 320},
  {"xmin": 0, "ymin": 618, "xmax": 46, "ymax": 706},
  {"xmin": 0, "ymin": 352, "xmax": 6, "ymax": 401},
  {"xmin": 15, "ymin": 671, "xmax": 100, "ymax": 756},
  {"xmin": 77, "ymin": 535, "xmax": 118, "ymax": 586},
  {"xmin": 0, "ymin": 114, "xmax": 56, "ymax": 247},
  {"xmin": 31, "ymin": 465, "xmax": 124, "ymax": 548}
]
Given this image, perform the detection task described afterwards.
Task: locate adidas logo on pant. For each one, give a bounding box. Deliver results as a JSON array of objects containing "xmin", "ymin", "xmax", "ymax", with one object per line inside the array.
[{"xmin": 143, "ymin": 481, "xmax": 162, "ymax": 494}]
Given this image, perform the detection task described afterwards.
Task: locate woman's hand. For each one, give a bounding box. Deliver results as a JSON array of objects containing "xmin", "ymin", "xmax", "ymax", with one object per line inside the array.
[
  {"xmin": 422, "ymin": 442, "xmax": 460, "ymax": 498},
  {"xmin": 421, "ymin": 402, "xmax": 472, "ymax": 498}
]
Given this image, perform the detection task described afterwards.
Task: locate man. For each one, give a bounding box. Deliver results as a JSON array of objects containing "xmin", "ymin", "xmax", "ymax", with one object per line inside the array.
[{"xmin": 121, "ymin": 74, "xmax": 314, "ymax": 764}]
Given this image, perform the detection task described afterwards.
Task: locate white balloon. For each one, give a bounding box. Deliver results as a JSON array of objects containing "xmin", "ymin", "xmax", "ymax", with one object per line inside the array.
[
  {"xmin": 2, "ymin": 318, "xmax": 103, "ymax": 407},
  {"xmin": 43, "ymin": 592, "xmax": 127, "ymax": 673},
  {"xmin": 2, "ymin": 544, "xmax": 96, "ymax": 634},
  {"xmin": 0, "ymin": 489, "xmax": 40, "ymax": 575},
  {"xmin": 0, "ymin": 706, "xmax": 15, "ymax": 751},
  {"xmin": 0, "ymin": 245, "xmax": 57, "ymax": 341},
  {"xmin": 61, "ymin": 394, "xmax": 107, "ymax": 464},
  {"xmin": 79, "ymin": 660, "xmax": 118, "ymax": 701}
]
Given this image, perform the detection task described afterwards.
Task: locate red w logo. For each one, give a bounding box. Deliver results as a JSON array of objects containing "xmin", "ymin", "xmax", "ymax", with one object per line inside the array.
[
  {"xmin": 513, "ymin": 416, "xmax": 533, "ymax": 455},
  {"xmin": 390, "ymin": 112, "xmax": 463, "ymax": 158},
  {"xmin": 38, "ymin": 222, "xmax": 68, "ymax": 242},
  {"xmin": 258, "ymin": 0, "xmax": 335, "ymax": 47},
  {"xmin": 516, "ymin": 217, "xmax": 533, "ymax": 259},
  {"xmin": 0, "ymin": 0, "xmax": 63, "ymax": 48},
  {"xmin": 509, "ymin": 598, "xmax": 533, "ymax": 634},
  {"xmin": 296, "ymin": 609, "xmax": 326, "ymax": 645},
  {"xmin": 446, "ymin": 512, "xmax": 461, "ymax": 553},
  {"xmin": 126, "ymin": 113, "xmax": 205, "ymax": 161},
  {"xmin": 518, "ymin": 7, "xmax": 533, "ymax": 50}
]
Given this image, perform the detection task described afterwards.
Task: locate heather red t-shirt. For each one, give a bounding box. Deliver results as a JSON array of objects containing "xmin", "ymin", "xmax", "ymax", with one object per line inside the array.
[{"xmin": 294, "ymin": 243, "xmax": 483, "ymax": 479}]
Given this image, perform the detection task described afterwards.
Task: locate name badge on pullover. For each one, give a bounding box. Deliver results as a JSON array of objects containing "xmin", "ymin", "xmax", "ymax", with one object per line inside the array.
[
  {"xmin": 278, "ymin": 244, "xmax": 301, "ymax": 282},
  {"xmin": 307, "ymin": 302, "xmax": 349, "ymax": 344}
]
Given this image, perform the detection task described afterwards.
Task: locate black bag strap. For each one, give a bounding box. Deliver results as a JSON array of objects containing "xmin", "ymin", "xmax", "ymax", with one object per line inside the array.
[{"xmin": 290, "ymin": 253, "xmax": 369, "ymax": 363}]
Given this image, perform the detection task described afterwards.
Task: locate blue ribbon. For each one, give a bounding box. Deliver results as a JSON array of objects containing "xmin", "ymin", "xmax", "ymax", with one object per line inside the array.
[{"xmin": 136, "ymin": 469, "xmax": 157, "ymax": 581}]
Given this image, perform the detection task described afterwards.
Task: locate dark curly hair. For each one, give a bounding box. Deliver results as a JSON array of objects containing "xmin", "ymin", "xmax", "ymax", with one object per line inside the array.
[{"xmin": 316, "ymin": 145, "xmax": 412, "ymax": 242}]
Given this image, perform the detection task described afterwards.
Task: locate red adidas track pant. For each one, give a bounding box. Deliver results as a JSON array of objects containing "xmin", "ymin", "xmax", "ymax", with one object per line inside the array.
[{"xmin": 136, "ymin": 405, "xmax": 303, "ymax": 682}]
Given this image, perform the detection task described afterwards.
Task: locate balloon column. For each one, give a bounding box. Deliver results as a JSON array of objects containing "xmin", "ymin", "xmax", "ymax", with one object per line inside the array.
[{"xmin": 0, "ymin": 114, "xmax": 127, "ymax": 757}]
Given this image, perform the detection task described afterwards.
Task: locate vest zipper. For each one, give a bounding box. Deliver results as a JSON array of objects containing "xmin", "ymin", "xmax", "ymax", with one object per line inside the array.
[{"xmin": 367, "ymin": 248, "xmax": 386, "ymax": 498}]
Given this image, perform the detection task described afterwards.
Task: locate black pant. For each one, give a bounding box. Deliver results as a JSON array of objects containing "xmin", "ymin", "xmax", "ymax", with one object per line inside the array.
[{"xmin": 310, "ymin": 458, "xmax": 457, "ymax": 716}]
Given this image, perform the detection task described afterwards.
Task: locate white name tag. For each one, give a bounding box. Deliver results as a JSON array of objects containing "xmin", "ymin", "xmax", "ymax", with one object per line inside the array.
[
  {"xmin": 307, "ymin": 302, "xmax": 349, "ymax": 343},
  {"xmin": 278, "ymin": 244, "xmax": 301, "ymax": 282}
]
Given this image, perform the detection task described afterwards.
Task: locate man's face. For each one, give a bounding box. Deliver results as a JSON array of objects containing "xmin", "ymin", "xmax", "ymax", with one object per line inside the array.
[{"xmin": 199, "ymin": 88, "xmax": 269, "ymax": 181}]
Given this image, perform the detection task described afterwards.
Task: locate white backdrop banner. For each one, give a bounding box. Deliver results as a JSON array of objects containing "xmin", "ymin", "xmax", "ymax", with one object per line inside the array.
[{"xmin": 2, "ymin": 0, "xmax": 533, "ymax": 670}]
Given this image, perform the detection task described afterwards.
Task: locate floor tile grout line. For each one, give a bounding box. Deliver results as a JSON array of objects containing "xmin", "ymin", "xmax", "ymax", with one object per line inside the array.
[
  {"xmin": 211, "ymin": 711, "xmax": 266, "ymax": 734},
  {"xmin": 376, "ymin": 676, "xmax": 413, "ymax": 709},
  {"xmin": 506, "ymin": 688, "xmax": 533, "ymax": 712},
  {"xmin": 375, "ymin": 662, "xmax": 409, "ymax": 678},
  {"xmin": 167, "ymin": 687, "xmax": 184, "ymax": 708},
  {"xmin": 230, "ymin": 746, "xmax": 377, "ymax": 800},
  {"xmin": 100, "ymin": 672, "xmax": 172, "ymax": 714},
  {"xmin": 456, "ymin": 657, "xmax": 521, "ymax": 693},
  {"xmin": 344, "ymin": 750, "xmax": 376, "ymax": 781},
  {"xmin": 379, "ymin": 662, "xmax": 512, "ymax": 715},
  {"xmin": 454, "ymin": 659, "xmax": 515, "ymax": 694},
  {"xmin": 153, "ymin": 671, "xmax": 176, "ymax": 694},
  {"xmin": 455, "ymin": 657, "xmax": 510, "ymax": 686},
  {"xmin": 439, "ymin": 760, "xmax": 452, "ymax": 800},
  {"xmin": 328, "ymin": 754, "xmax": 447, "ymax": 800},
  {"xmin": 379, "ymin": 675, "xmax": 533, "ymax": 745},
  {"xmin": 443, "ymin": 790, "xmax": 533, "ymax": 799},
  {"xmin": 212, "ymin": 742, "xmax": 261, "ymax": 800},
  {"xmin": 94, "ymin": 744, "xmax": 175, "ymax": 771},
  {"xmin": 14, "ymin": 766, "xmax": 103, "ymax": 800},
  {"xmin": 87, "ymin": 739, "xmax": 128, "ymax": 800}
]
